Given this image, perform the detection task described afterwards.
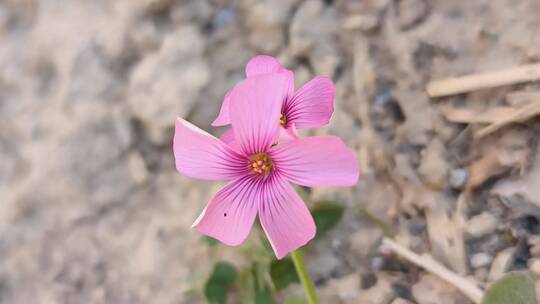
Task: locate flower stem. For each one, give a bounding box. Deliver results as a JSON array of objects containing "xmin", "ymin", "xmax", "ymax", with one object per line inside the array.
[{"xmin": 291, "ymin": 249, "xmax": 318, "ymax": 304}]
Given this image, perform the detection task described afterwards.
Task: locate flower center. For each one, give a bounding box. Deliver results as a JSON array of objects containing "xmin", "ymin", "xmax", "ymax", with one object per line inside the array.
[
  {"xmin": 279, "ymin": 113, "xmax": 287, "ymax": 127},
  {"xmin": 250, "ymin": 152, "xmax": 273, "ymax": 174}
]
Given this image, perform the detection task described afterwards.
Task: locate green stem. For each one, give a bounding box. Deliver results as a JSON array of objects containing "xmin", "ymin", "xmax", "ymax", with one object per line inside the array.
[{"xmin": 291, "ymin": 249, "xmax": 318, "ymax": 304}]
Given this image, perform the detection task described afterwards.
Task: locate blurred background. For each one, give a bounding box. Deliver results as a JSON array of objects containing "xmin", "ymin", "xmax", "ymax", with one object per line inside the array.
[{"xmin": 1, "ymin": 0, "xmax": 540, "ymax": 303}]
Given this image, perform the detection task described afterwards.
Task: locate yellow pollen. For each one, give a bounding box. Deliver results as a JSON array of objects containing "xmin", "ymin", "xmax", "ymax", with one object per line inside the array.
[
  {"xmin": 279, "ymin": 113, "xmax": 287, "ymax": 127},
  {"xmin": 249, "ymin": 152, "xmax": 274, "ymax": 174}
]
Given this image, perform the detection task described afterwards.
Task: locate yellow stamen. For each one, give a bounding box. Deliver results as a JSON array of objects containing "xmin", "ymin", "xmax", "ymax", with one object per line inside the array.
[
  {"xmin": 249, "ymin": 152, "xmax": 274, "ymax": 175},
  {"xmin": 279, "ymin": 113, "xmax": 287, "ymax": 127}
]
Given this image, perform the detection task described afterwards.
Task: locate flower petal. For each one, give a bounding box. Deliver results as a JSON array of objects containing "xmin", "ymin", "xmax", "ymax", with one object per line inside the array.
[
  {"xmin": 270, "ymin": 136, "xmax": 359, "ymax": 187},
  {"xmin": 229, "ymin": 73, "xmax": 289, "ymax": 155},
  {"xmin": 282, "ymin": 69, "xmax": 295, "ymax": 100},
  {"xmin": 279, "ymin": 125, "xmax": 299, "ymax": 143},
  {"xmin": 245, "ymin": 55, "xmax": 284, "ymax": 77},
  {"xmin": 259, "ymin": 175, "xmax": 316, "ymax": 259},
  {"xmin": 193, "ymin": 176, "xmax": 261, "ymax": 246},
  {"xmin": 219, "ymin": 127, "xmax": 235, "ymax": 144},
  {"xmin": 213, "ymin": 57, "xmax": 295, "ymax": 127},
  {"xmin": 219, "ymin": 127, "xmax": 241, "ymax": 152},
  {"xmin": 174, "ymin": 118, "xmax": 248, "ymax": 180},
  {"xmin": 211, "ymin": 90, "xmax": 232, "ymax": 127},
  {"xmin": 284, "ymin": 76, "xmax": 335, "ymax": 129}
]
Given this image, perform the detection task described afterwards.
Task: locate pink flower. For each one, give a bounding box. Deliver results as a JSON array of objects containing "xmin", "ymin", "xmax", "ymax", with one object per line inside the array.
[
  {"xmin": 174, "ymin": 73, "xmax": 359, "ymax": 259},
  {"xmin": 212, "ymin": 55, "xmax": 335, "ymax": 145}
]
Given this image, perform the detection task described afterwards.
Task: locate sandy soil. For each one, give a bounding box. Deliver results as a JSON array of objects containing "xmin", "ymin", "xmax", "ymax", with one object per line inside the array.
[{"xmin": 1, "ymin": 0, "xmax": 540, "ymax": 303}]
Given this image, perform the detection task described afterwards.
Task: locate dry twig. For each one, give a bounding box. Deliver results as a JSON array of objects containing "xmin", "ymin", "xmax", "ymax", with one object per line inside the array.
[
  {"xmin": 427, "ymin": 63, "xmax": 540, "ymax": 97},
  {"xmin": 382, "ymin": 237, "xmax": 484, "ymax": 304},
  {"xmin": 506, "ymin": 91, "xmax": 540, "ymax": 106},
  {"xmin": 476, "ymin": 101, "xmax": 540, "ymax": 137},
  {"xmin": 441, "ymin": 107, "xmax": 516, "ymax": 124}
]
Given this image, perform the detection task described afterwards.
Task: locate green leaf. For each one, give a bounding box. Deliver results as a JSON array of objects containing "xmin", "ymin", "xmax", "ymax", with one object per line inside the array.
[
  {"xmin": 255, "ymin": 285, "xmax": 273, "ymax": 304},
  {"xmin": 482, "ymin": 272, "xmax": 538, "ymax": 304},
  {"xmin": 202, "ymin": 236, "xmax": 219, "ymax": 247},
  {"xmin": 284, "ymin": 296, "xmax": 308, "ymax": 304},
  {"xmin": 270, "ymin": 257, "xmax": 299, "ymax": 290},
  {"xmin": 296, "ymin": 186, "xmax": 311, "ymax": 202},
  {"xmin": 254, "ymin": 259, "xmax": 273, "ymax": 292},
  {"xmin": 258, "ymin": 234, "xmax": 276, "ymax": 257},
  {"xmin": 237, "ymin": 269, "xmax": 256, "ymax": 304},
  {"xmin": 205, "ymin": 261, "xmax": 238, "ymax": 304},
  {"xmin": 237, "ymin": 263, "xmax": 275, "ymax": 304},
  {"xmin": 311, "ymin": 201, "xmax": 344, "ymax": 239}
]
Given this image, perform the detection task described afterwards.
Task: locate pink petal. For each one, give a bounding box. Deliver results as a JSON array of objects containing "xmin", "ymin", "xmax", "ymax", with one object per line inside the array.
[
  {"xmin": 229, "ymin": 73, "xmax": 289, "ymax": 155},
  {"xmin": 245, "ymin": 55, "xmax": 285, "ymax": 77},
  {"xmin": 193, "ymin": 176, "xmax": 261, "ymax": 246},
  {"xmin": 219, "ymin": 127, "xmax": 235, "ymax": 144},
  {"xmin": 174, "ymin": 118, "xmax": 248, "ymax": 180},
  {"xmin": 284, "ymin": 76, "xmax": 335, "ymax": 129},
  {"xmin": 212, "ymin": 90, "xmax": 232, "ymax": 127},
  {"xmin": 279, "ymin": 125, "xmax": 299, "ymax": 143},
  {"xmin": 219, "ymin": 127, "xmax": 241, "ymax": 152},
  {"xmin": 245, "ymin": 55, "xmax": 295, "ymax": 98},
  {"xmin": 259, "ymin": 175, "xmax": 316, "ymax": 259},
  {"xmin": 282, "ymin": 69, "xmax": 295, "ymax": 100},
  {"xmin": 270, "ymin": 136, "xmax": 359, "ymax": 187},
  {"xmin": 213, "ymin": 57, "xmax": 295, "ymax": 127}
]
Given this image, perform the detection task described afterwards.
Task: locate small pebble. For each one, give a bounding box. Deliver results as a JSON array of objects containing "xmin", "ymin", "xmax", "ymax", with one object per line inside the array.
[
  {"xmin": 128, "ymin": 152, "xmax": 148, "ymax": 184},
  {"xmin": 474, "ymin": 268, "xmax": 489, "ymax": 282},
  {"xmin": 397, "ymin": 0, "xmax": 430, "ymax": 30},
  {"xmin": 529, "ymin": 244, "xmax": 540, "ymax": 257},
  {"xmin": 465, "ymin": 212, "xmax": 498, "ymax": 239},
  {"xmin": 529, "ymin": 259, "xmax": 540, "ymax": 277},
  {"xmin": 528, "ymin": 235, "xmax": 540, "ymax": 246},
  {"xmin": 448, "ymin": 168, "xmax": 468, "ymax": 190},
  {"xmin": 391, "ymin": 298, "xmax": 414, "ymax": 304},
  {"xmin": 371, "ymin": 256, "xmax": 384, "ymax": 270},
  {"xmin": 471, "ymin": 253, "xmax": 492, "ymax": 268}
]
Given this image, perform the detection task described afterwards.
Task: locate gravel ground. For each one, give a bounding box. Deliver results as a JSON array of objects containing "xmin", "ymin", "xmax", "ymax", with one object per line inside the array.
[{"xmin": 1, "ymin": 0, "xmax": 540, "ymax": 303}]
